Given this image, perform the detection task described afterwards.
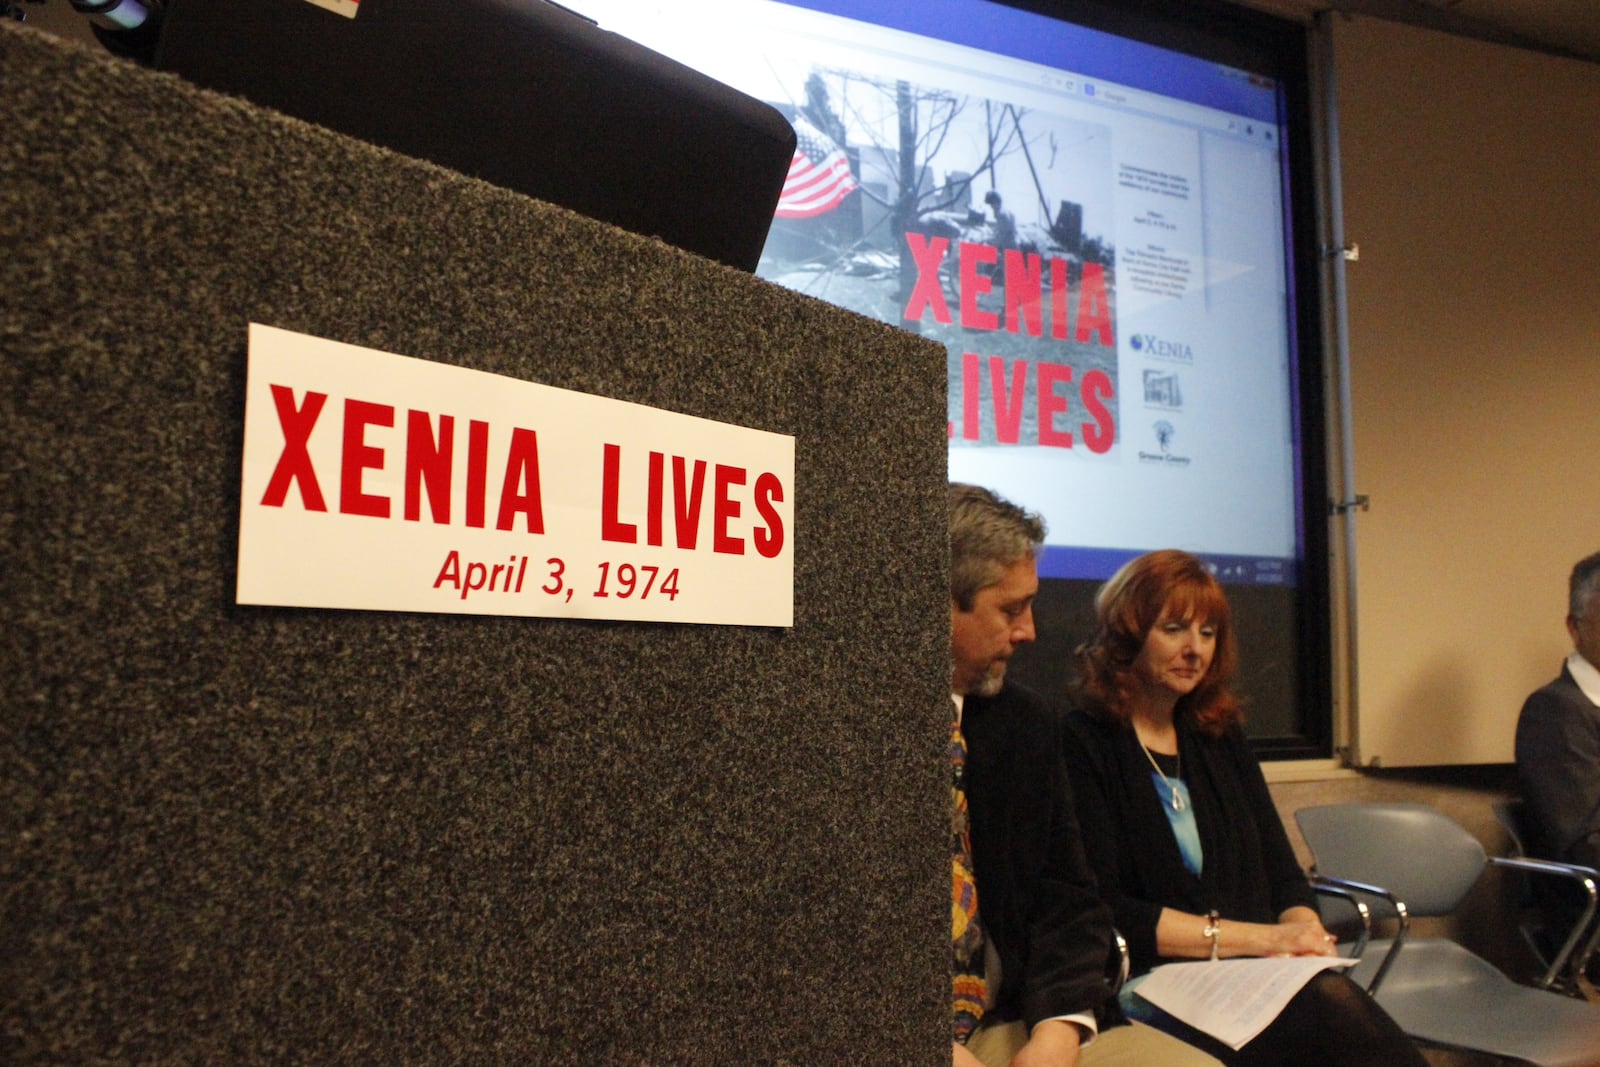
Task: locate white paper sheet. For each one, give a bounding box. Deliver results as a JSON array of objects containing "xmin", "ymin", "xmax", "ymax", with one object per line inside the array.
[{"xmin": 1133, "ymin": 956, "xmax": 1358, "ymax": 1050}]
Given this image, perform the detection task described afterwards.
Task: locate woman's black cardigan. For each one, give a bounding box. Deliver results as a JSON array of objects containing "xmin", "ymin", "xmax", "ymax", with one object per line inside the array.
[{"xmin": 1061, "ymin": 708, "xmax": 1316, "ymax": 976}]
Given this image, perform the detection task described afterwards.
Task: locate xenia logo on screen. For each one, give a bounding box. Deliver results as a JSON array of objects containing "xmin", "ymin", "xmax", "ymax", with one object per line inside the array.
[{"xmin": 1129, "ymin": 333, "xmax": 1195, "ymax": 362}]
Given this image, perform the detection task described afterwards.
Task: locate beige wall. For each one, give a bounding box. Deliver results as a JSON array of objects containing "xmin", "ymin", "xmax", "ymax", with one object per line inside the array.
[
  {"xmin": 1333, "ymin": 16, "xmax": 1600, "ymax": 767},
  {"xmin": 1260, "ymin": 8, "xmax": 1599, "ymax": 982}
]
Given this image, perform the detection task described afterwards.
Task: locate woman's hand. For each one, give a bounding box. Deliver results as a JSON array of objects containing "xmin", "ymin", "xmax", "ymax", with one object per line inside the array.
[
  {"xmin": 1270, "ymin": 906, "xmax": 1338, "ymax": 957},
  {"xmin": 1155, "ymin": 905, "xmax": 1338, "ymax": 959}
]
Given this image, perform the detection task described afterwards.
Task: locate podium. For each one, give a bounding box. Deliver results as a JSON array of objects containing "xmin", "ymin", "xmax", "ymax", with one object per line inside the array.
[{"xmin": 1, "ymin": 23, "xmax": 948, "ymax": 1063}]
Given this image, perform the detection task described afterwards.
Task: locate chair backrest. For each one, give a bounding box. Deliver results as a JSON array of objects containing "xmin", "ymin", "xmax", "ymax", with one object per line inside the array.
[
  {"xmin": 1496, "ymin": 798, "xmax": 1536, "ymax": 857},
  {"xmin": 1492, "ymin": 797, "xmax": 1600, "ymax": 989},
  {"xmin": 1295, "ymin": 803, "xmax": 1488, "ymax": 918},
  {"xmin": 1494, "ymin": 800, "xmax": 1537, "ymax": 904}
]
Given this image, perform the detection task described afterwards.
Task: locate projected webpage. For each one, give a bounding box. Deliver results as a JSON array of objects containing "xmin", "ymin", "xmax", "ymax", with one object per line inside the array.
[{"xmin": 567, "ymin": 0, "xmax": 1301, "ymax": 586}]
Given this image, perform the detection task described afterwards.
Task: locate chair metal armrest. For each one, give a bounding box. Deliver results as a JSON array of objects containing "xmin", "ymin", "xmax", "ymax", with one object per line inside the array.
[
  {"xmin": 1311, "ymin": 875, "xmax": 1372, "ymax": 960},
  {"xmin": 1489, "ymin": 855, "xmax": 1600, "ymax": 989},
  {"xmin": 1307, "ymin": 873, "xmax": 1409, "ymax": 995}
]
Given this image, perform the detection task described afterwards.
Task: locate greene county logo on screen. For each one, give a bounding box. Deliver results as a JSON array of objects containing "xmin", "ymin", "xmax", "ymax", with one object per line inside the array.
[{"xmin": 1139, "ymin": 420, "xmax": 1192, "ymax": 466}]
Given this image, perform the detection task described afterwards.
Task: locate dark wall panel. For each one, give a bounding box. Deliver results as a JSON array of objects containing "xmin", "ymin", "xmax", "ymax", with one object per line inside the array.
[{"xmin": 0, "ymin": 25, "xmax": 949, "ymax": 1064}]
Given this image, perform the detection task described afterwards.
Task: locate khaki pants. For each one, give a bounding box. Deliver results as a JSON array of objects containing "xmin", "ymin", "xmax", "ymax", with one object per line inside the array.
[{"xmin": 966, "ymin": 1019, "xmax": 1223, "ymax": 1067}]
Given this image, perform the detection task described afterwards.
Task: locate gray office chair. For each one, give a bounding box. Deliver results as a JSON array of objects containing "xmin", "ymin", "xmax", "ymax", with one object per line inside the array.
[
  {"xmin": 1493, "ymin": 798, "xmax": 1600, "ymax": 993},
  {"xmin": 1295, "ymin": 802, "xmax": 1600, "ymax": 1066}
]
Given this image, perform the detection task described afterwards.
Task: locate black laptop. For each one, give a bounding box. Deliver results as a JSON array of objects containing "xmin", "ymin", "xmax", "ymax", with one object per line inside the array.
[{"xmin": 149, "ymin": 0, "xmax": 795, "ymax": 272}]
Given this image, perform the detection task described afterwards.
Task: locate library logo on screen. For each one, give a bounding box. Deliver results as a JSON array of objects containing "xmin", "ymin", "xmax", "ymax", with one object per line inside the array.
[
  {"xmin": 1129, "ymin": 333, "xmax": 1195, "ymax": 363},
  {"xmin": 1142, "ymin": 369, "xmax": 1183, "ymax": 411}
]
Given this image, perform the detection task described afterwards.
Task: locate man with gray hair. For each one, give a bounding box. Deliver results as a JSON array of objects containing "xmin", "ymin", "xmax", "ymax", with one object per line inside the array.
[
  {"xmin": 1516, "ymin": 551, "xmax": 1600, "ymax": 874},
  {"xmin": 1510, "ymin": 550, "xmax": 1600, "ymax": 876},
  {"xmin": 1510, "ymin": 550, "xmax": 1600, "ymax": 985},
  {"xmin": 948, "ymin": 483, "xmax": 1217, "ymax": 1067}
]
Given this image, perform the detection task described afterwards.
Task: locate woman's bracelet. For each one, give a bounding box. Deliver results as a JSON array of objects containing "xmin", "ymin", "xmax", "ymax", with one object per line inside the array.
[{"xmin": 1203, "ymin": 910, "xmax": 1222, "ymax": 961}]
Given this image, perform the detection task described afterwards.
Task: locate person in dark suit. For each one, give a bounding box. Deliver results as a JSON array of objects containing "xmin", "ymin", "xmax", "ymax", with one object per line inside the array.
[
  {"xmin": 947, "ymin": 485, "xmax": 1217, "ymax": 1067},
  {"xmin": 1061, "ymin": 549, "xmax": 1424, "ymax": 1067},
  {"xmin": 1515, "ymin": 551, "xmax": 1600, "ymax": 871}
]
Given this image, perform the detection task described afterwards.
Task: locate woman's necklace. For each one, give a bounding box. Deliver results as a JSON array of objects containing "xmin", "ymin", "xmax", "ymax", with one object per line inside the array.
[{"xmin": 1138, "ymin": 738, "xmax": 1185, "ymax": 812}]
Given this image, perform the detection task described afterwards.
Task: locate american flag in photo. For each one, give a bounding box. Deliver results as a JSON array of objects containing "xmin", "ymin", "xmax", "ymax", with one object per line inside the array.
[{"xmin": 775, "ymin": 116, "xmax": 858, "ymax": 218}]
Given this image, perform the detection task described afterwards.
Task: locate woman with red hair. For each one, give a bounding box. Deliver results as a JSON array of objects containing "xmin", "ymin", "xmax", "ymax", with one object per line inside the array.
[{"xmin": 1064, "ymin": 550, "xmax": 1423, "ymax": 1066}]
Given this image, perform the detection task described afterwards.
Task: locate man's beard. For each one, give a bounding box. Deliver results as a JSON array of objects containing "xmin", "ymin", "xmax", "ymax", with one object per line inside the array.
[{"xmin": 971, "ymin": 659, "xmax": 1007, "ymax": 697}]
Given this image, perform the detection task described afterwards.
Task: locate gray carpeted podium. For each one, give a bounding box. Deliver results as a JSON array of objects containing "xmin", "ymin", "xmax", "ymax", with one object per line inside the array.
[{"xmin": 1, "ymin": 23, "xmax": 948, "ymax": 1064}]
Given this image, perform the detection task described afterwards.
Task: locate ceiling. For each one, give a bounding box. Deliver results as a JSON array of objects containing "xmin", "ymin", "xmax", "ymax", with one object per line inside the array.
[{"xmin": 1257, "ymin": 0, "xmax": 1600, "ymax": 64}]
